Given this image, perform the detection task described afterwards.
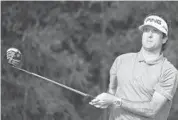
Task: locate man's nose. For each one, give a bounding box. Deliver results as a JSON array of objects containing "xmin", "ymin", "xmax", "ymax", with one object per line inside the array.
[{"xmin": 148, "ymin": 31, "xmax": 153, "ymax": 38}]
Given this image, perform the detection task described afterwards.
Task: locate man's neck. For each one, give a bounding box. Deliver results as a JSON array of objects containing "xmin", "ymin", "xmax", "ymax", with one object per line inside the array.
[{"xmin": 141, "ymin": 48, "xmax": 162, "ymax": 62}]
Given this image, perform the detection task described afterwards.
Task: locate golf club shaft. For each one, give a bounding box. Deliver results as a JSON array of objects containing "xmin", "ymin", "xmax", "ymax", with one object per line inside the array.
[{"xmin": 12, "ymin": 66, "xmax": 94, "ymax": 98}]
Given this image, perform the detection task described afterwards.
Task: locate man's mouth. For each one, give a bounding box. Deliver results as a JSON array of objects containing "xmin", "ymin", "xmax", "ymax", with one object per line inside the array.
[{"xmin": 147, "ymin": 39, "xmax": 153, "ymax": 42}]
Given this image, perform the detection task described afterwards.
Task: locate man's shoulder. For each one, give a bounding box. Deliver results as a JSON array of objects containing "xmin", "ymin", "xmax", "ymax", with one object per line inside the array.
[
  {"xmin": 163, "ymin": 58, "xmax": 178, "ymax": 73},
  {"xmin": 115, "ymin": 52, "xmax": 137, "ymax": 60}
]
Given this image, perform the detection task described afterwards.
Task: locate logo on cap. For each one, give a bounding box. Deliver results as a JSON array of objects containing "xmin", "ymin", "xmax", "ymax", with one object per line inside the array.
[{"xmin": 146, "ymin": 18, "xmax": 161, "ymax": 25}]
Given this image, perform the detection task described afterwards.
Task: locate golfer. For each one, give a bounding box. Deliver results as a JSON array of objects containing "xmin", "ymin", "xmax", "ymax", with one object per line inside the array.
[{"xmin": 90, "ymin": 14, "xmax": 178, "ymax": 120}]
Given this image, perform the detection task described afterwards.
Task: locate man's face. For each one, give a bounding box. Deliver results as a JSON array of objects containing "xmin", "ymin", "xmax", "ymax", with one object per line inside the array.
[{"xmin": 142, "ymin": 26, "xmax": 166, "ymax": 52}]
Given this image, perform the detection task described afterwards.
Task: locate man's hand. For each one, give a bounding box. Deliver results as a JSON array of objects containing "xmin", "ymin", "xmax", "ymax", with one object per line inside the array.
[{"xmin": 89, "ymin": 93, "xmax": 118, "ymax": 109}]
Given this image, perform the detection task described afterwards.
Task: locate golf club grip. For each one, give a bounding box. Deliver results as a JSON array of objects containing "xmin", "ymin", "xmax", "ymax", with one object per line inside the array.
[
  {"xmin": 86, "ymin": 94, "xmax": 95, "ymax": 99},
  {"xmin": 13, "ymin": 66, "xmax": 92, "ymax": 97}
]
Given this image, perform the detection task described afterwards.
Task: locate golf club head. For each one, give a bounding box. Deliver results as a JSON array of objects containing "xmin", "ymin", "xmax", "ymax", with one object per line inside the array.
[{"xmin": 6, "ymin": 47, "xmax": 22, "ymax": 67}]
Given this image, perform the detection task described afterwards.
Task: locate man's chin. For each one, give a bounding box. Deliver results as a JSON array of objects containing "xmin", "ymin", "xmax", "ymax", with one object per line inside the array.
[{"xmin": 142, "ymin": 46, "xmax": 155, "ymax": 52}]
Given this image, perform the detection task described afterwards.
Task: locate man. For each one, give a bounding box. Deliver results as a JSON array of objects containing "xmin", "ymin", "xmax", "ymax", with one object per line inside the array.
[{"xmin": 89, "ymin": 14, "xmax": 178, "ymax": 120}]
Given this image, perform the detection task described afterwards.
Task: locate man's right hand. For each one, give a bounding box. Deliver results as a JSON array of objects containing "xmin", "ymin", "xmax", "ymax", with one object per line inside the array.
[{"xmin": 89, "ymin": 92, "xmax": 117, "ymax": 109}]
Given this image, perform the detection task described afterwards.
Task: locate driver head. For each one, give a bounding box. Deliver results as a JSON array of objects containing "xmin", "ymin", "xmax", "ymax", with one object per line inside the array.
[{"xmin": 7, "ymin": 47, "xmax": 22, "ymax": 67}]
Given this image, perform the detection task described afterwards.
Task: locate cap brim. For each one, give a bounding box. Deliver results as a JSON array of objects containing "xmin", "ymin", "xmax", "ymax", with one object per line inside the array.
[
  {"xmin": 138, "ymin": 24, "xmax": 167, "ymax": 36},
  {"xmin": 138, "ymin": 25, "xmax": 144, "ymax": 31}
]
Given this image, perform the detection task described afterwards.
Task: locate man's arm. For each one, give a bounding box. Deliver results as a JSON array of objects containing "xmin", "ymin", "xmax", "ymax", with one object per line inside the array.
[
  {"xmin": 120, "ymin": 91, "xmax": 167, "ymax": 118},
  {"xmin": 108, "ymin": 56, "xmax": 121, "ymax": 95},
  {"xmin": 120, "ymin": 70, "xmax": 178, "ymax": 118},
  {"xmin": 107, "ymin": 75, "xmax": 117, "ymax": 95}
]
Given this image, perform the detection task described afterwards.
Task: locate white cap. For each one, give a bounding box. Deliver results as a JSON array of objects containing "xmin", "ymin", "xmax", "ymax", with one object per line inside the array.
[{"xmin": 139, "ymin": 15, "xmax": 168, "ymax": 36}]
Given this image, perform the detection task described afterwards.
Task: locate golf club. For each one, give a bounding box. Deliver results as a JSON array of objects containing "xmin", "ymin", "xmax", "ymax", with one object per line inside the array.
[{"xmin": 7, "ymin": 48, "xmax": 95, "ymax": 99}]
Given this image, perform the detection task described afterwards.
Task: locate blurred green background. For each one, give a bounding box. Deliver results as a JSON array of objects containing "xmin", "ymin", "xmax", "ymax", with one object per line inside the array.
[{"xmin": 1, "ymin": 1, "xmax": 178, "ymax": 120}]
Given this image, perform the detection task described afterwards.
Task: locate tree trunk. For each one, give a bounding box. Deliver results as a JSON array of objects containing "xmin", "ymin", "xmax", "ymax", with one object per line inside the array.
[{"xmin": 101, "ymin": 2, "xmax": 108, "ymax": 120}]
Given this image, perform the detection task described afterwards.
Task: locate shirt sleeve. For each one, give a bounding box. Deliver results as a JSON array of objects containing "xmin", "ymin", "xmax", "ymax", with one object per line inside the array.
[
  {"xmin": 109, "ymin": 56, "xmax": 122, "ymax": 90},
  {"xmin": 110, "ymin": 56, "xmax": 122, "ymax": 76},
  {"xmin": 154, "ymin": 69, "xmax": 178, "ymax": 101}
]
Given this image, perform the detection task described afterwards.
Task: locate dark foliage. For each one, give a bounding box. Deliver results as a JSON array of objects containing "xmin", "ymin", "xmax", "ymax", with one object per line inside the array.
[{"xmin": 1, "ymin": 1, "xmax": 178, "ymax": 120}]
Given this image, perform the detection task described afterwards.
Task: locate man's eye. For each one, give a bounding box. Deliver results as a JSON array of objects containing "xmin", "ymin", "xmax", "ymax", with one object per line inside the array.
[
  {"xmin": 153, "ymin": 29, "xmax": 158, "ymax": 32},
  {"xmin": 144, "ymin": 28, "xmax": 149, "ymax": 32}
]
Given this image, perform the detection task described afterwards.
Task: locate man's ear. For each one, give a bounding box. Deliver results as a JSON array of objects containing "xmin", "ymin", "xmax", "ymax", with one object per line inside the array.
[{"xmin": 162, "ymin": 36, "xmax": 168, "ymax": 44}]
